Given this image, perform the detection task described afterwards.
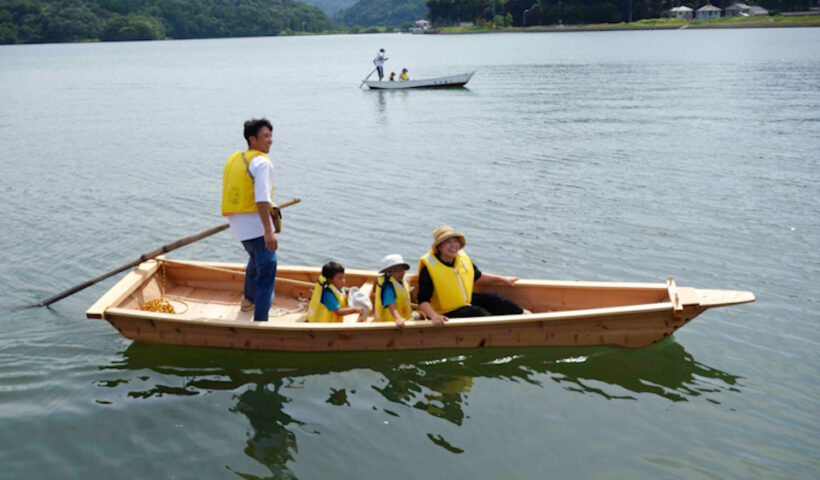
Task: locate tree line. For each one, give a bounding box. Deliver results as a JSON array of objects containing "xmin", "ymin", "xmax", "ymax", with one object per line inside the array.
[
  {"xmin": 334, "ymin": 0, "xmax": 426, "ymax": 27},
  {"xmin": 425, "ymin": 0, "xmax": 815, "ymax": 27},
  {"xmin": 0, "ymin": 0, "xmax": 339, "ymax": 45},
  {"xmin": 1, "ymin": 0, "xmax": 815, "ymax": 45}
]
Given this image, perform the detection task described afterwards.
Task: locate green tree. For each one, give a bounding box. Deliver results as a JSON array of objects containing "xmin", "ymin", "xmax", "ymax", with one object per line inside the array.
[
  {"xmin": 0, "ymin": 0, "xmax": 338, "ymax": 45},
  {"xmin": 336, "ymin": 0, "xmax": 426, "ymax": 27},
  {"xmin": 41, "ymin": 4, "xmax": 102, "ymax": 42},
  {"xmin": 100, "ymin": 14, "xmax": 165, "ymax": 41},
  {"xmin": 0, "ymin": 23, "xmax": 18, "ymax": 44}
]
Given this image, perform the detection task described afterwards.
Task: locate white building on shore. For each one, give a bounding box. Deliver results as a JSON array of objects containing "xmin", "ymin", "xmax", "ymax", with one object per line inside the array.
[
  {"xmin": 696, "ymin": 4, "xmax": 722, "ymax": 19},
  {"xmin": 412, "ymin": 20, "xmax": 430, "ymax": 32},
  {"xmin": 670, "ymin": 5, "xmax": 694, "ymax": 19},
  {"xmin": 725, "ymin": 3, "xmax": 769, "ymax": 16}
]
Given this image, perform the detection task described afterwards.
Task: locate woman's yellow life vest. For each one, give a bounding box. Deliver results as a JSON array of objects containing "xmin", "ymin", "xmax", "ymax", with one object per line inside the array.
[
  {"xmin": 400, "ymin": 72, "xmax": 408, "ymax": 81},
  {"xmin": 418, "ymin": 250, "xmax": 474, "ymax": 314},
  {"xmin": 221, "ymin": 149, "xmax": 273, "ymax": 216},
  {"xmin": 375, "ymin": 275, "xmax": 412, "ymax": 322},
  {"xmin": 306, "ymin": 275, "xmax": 347, "ymax": 323}
]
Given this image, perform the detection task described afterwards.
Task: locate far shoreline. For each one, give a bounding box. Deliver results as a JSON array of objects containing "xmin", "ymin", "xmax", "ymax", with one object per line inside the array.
[{"xmin": 425, "ymin": 16, "xmax": 820, "ymax": 35}]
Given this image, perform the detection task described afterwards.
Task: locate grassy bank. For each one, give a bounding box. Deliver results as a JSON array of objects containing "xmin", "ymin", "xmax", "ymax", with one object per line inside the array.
[{"xmin": 431, "ymin": 14, "xmax": 820, "ymax": 34}]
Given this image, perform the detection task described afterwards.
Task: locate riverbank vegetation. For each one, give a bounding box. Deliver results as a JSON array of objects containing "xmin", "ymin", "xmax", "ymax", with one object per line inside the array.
[
  {"xmin": 1, "ymin": 0, "xmax": 817, "ymax": 45},
  {"xmin": 0, "ymin": 0, "xmax": 339, "ymax": 44},
  {"xmin": 433, "ymin": 12, "xmax": 820, "ymax": 33},
  {"xmin": 426, "ymin": 0, "xmax": 816, "ymax": 27},
  {"xmin": 334, "ymin": 0, "xmax": 425, "ymax": 28}
]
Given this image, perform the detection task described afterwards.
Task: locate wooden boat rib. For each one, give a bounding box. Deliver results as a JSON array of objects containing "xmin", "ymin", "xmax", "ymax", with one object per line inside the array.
[
  {"xmin": 86, "ymin": 258, "xmax": 754, "ymax": 352},
  {"xmin": 366, "ymin": 72, "xmax": 474, "ymax": 90}
]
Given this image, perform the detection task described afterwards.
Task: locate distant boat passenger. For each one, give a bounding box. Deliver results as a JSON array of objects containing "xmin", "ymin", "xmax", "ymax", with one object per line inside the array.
[
  {"xmin": 400, "ymin": 68, "xmax": 409, "ymax": 81},
  {"xmin": 389, "ymin": 72, "xmax": 396, "ymax": 81},
  {"xmin": 373, "ymin": 48, "xmax": 388, "ymax": 81}
]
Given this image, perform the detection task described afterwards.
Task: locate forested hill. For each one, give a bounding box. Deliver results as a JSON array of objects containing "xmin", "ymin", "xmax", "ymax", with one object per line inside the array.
[
  {"xmin": 0, "ymin": 0, "xmax": 338, "ymax": 45},
  {"xmin": 299, "ymin": 0, "xmax": 358, "ymax": 16},
  {"xmin": 334, "ymin": 0, "xmax": 426, "ymax": 27}
]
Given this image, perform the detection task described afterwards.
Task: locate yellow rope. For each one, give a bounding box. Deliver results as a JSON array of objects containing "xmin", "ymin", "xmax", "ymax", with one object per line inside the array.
[
  {"xmin": 139, "ymin": 261, "xmax": 188, "ymax": 314},
  {"xmin": 139, "ymin": 298, "xmax": 177, "ymax": 314}
]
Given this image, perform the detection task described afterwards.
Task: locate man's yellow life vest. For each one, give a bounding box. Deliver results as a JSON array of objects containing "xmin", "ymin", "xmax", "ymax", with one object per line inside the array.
[
  {"xmin": 306, "ymin": 275, "xmax": 347, "ymax": 323},
  {"xmin": 418, "ymin": 250, "xmax": 474, "ymax": 314},
  {"xmin": 375, "ymin": 275, "xmax": 412, "ymax": 322},
  {"xmin": 221, "ymin": 149, "xmax": 273, "ymax": 216}
]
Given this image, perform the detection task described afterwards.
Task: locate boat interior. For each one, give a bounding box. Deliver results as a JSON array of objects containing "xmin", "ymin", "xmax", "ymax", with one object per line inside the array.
[{"xmin": 99, "ymin": 259, "xmax": 677, "ymax": 325}]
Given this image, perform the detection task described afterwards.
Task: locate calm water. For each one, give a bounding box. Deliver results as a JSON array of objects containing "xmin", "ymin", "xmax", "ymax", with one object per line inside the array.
[{"xmin": 1, "ymin": 29, "xmax": 819, "ymax": 479}]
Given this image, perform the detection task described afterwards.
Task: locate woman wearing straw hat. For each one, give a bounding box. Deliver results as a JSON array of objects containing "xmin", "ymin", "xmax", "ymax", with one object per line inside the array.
[{"xmin": 417, "ymin": 225, "xmax": 530, "ymax": 327}]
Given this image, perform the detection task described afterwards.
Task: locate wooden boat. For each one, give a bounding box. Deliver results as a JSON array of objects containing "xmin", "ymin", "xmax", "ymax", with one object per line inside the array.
[
  {"xmin": 365, "ymin": 72, "xmax": 474, "ymax": 90},
  {"xmin": 86, "ymin": 258, "xmax": 754, "ymax": 352}
]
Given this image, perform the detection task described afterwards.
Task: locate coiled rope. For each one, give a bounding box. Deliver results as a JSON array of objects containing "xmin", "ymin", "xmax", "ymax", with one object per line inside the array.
[{"xmin": 139, "ymin": 261, "xmax": 188, "ymax": 314}]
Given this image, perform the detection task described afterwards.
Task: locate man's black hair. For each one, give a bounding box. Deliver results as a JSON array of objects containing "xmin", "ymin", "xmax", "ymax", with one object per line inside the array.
[
  {"xmin": 243, "ymin": 118, "xmax": 273, "ymax": 145},
  {"xmin": 322, "ymin": 261, "xmax": 345, "ymax": 280}
]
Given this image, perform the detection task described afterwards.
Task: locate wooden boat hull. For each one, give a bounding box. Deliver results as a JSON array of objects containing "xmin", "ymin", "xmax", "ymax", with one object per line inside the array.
[
  {"xmin": 86, "ymin": 259, "xmax": 754, "ymax": 352},
  {"xmin": 366, "ymin": 72, "xmax": 474, "ymax": 90}
]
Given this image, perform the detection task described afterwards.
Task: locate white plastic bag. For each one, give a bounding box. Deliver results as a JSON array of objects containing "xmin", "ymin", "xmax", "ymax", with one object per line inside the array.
[{"xmin": 347, "ymin": 286, "xmax": 373, "ymax": 315}]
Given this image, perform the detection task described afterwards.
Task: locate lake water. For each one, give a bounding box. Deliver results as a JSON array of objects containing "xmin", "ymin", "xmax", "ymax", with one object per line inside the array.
[{"xmin": 1, "ymin": 28, "xmax": 819, "ymax": 479}]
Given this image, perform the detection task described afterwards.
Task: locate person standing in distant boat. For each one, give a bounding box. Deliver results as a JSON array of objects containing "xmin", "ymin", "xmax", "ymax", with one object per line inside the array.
[
  {"xmin": 221, "ymin": 118, "xmax": 278, "ymax": 322},
  {"xmin": 373, "ymin": 48, "xmax": 388, "ymax": 81}
]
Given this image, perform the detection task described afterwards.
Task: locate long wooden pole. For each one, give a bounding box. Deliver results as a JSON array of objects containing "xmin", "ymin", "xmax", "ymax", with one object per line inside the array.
[
  {"xmin": 359, "ymin": 67, "xmax": 377, "ymax": 88},
  {"xmin": 35, "ymin": 198, "xmax": 301, "ymax": 307}
]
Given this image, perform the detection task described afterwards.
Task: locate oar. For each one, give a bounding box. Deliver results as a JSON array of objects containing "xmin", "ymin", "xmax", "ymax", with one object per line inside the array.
[
  {"xmin": 359, "ymin": 67, "xmax": 377, "ymax": 88},
  {"xmin": 33, "ymin": 198, "xmax": 301, "ymax": 308}
]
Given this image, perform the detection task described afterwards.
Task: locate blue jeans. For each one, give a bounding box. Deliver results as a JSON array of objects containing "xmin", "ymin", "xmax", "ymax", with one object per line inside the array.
[{"xmin": 241, "ymin": 236, "xmax": 277, "ymax": 322}]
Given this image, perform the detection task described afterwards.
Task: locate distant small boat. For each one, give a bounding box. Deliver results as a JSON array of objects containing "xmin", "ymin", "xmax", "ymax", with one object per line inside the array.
[
  {"xmin": 86, "ymin": 258, "xmax": 754, "ymax": 352},
  {"xmin": 366, "ymin": 72, "xmax": 475, "ymax": 90}
]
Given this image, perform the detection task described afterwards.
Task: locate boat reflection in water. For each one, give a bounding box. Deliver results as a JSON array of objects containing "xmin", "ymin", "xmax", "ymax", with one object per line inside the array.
[{"xmin": 99, "ymin": 339, "xmax": 740, "ymax": 476}]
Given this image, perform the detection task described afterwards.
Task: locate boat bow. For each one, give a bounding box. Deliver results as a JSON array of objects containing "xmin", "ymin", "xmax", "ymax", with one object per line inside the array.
[{"xmin": 695, "ymin": 289, "xmax": 756, "ymax": 308}]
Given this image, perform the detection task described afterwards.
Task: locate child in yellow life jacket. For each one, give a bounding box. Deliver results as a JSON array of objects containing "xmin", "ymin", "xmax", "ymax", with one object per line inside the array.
[
  {"xmin": 375, "ymin": 254, "xmax": 413, "ymax": 327},
  {"xmin": 306, "ymin": 262, "xmax": 364, "ymax": 322},
  {"xmin": 399, "ymin": 68, "xmax": 409, "ymax": 81}
]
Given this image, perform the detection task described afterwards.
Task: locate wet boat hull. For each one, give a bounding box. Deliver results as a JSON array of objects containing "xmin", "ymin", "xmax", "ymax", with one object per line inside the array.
[{"xmin": 86, "ymin": 259, "xmax": 754, "ymax": 352}]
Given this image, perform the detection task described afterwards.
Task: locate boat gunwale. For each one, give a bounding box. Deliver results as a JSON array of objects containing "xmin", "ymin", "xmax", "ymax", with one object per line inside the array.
[
  {"xmin": 164, "ymin": 261, "xmax": 756, "ymax": 306},
  {"xmin": 100, "ymin": 301, "xmax": 676, "ymax": 331},
  {"xmin": 87, "ymin": 259, "xmax": 754, "ymax": 330},
  {"xmin": 114, "ymin": 258, "xmax": 680, "ymax": 290}
]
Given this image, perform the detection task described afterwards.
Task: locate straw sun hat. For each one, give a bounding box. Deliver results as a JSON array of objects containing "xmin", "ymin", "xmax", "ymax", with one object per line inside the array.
[
  {"xmin": 379, "ymin": 254, "xmax": 410, "ymax": 273},
  {"xmin": 431, "ymin": 225, "xmax": 466, "ymax": 251}
]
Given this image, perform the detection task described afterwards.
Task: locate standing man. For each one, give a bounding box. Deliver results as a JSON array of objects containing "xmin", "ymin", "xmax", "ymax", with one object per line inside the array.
[
  {"xmin": 373, "ymin": 48, "xmax": 388, "ymax": 81},
  {"xmin": 222, "ymin": 118, "xmax": 277, "ymax": 322}
]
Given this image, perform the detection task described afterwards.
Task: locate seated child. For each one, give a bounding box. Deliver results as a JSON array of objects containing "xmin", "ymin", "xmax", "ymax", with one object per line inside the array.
[
  {"xmin": 375, "ymin": 254, "xmax": 413, "ymax": 327},
  {"xmin": 399, "ymin": 68, "xmax": 409, "ymax": 81},
  {"xmin": 389, "ymin": 72, "xmax": 396, "ymax": 81},
  {"xmin": 306, "ymin": 261, "xmax": 364, "ymax": 322}
]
